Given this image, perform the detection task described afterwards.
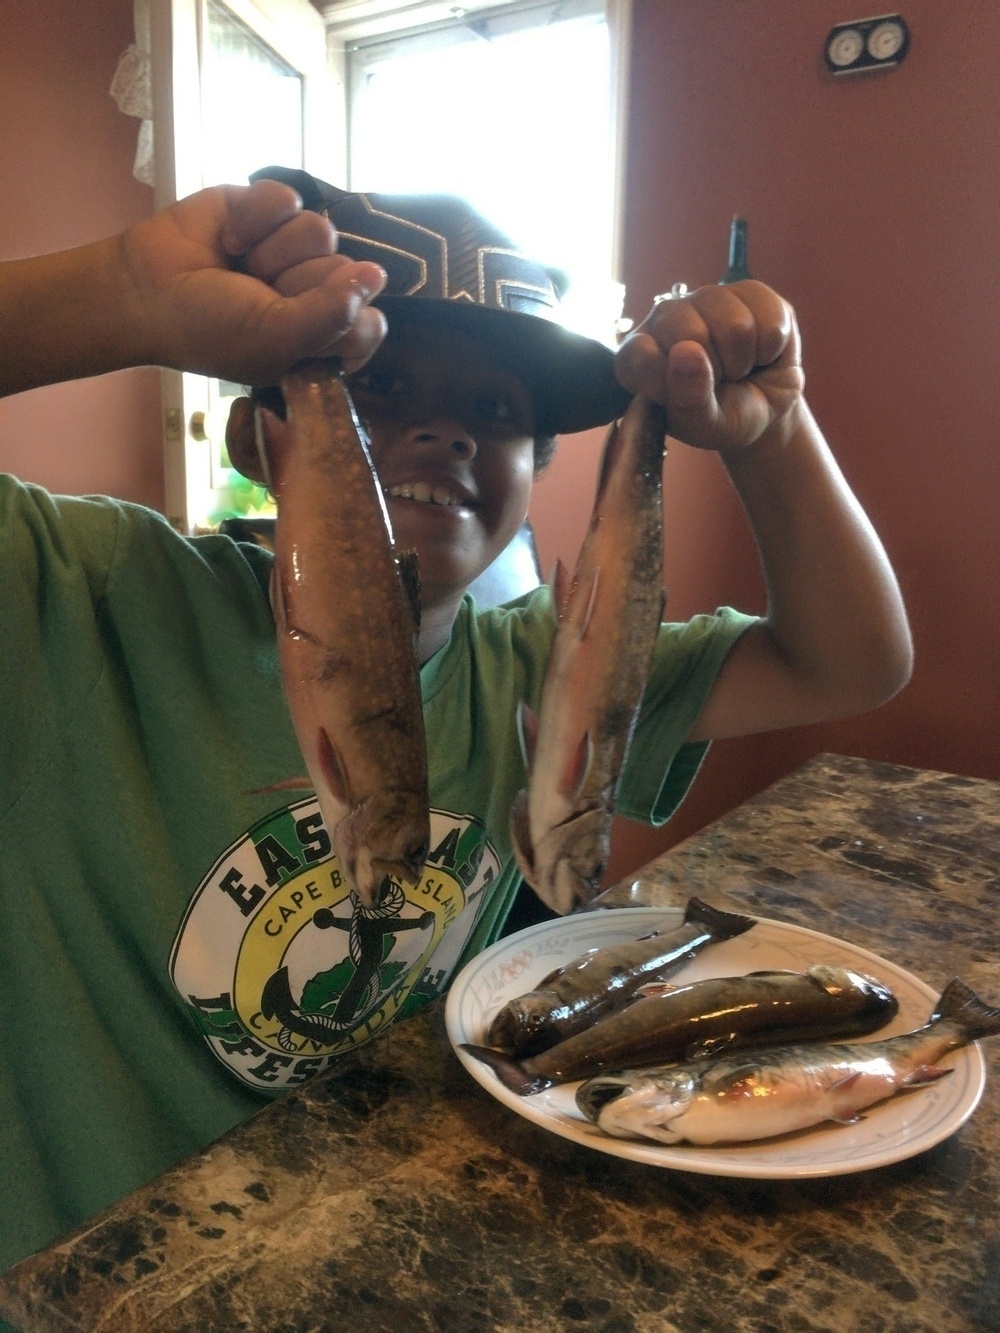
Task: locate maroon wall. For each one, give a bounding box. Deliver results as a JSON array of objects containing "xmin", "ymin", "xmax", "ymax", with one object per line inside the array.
[
  {"xmin": 0, "ymin": 0, "xmax": 162, "ymax": 507},
  {"xmin": 532, "ymin": 0, "xmax": 1000, "ymax": 883}
]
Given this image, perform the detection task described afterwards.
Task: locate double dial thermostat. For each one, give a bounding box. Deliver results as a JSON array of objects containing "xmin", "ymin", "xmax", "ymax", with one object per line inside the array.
[{"xmin": 825, "ymin": 15, "xmax": 910, "ymax": 75}]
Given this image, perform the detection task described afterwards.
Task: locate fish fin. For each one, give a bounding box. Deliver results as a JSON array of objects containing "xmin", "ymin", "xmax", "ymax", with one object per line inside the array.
[
  {"xmin": 931, "ymin": 977, "xmax": 1000, "ymax": 1040},
  {"xmin": 458, "ymin": 1044, "xmax": 549, "ymax": 1096},
  {"xmin": 686, "ymin": 1033, "xmax": 736, "ymax": 1060},
  {"xmin": 509, "ymin": 789, "xmax": 537, "ymax": 883},
  {"xmin": 549, "ymin": 558, "xmax": 571, "ymax": 621},
  {"xmin": 396, "ymin": 549, "xmax": 422, "ymax": 632},
  {"xmin": 579, "ymin": 568, "xmax": 600, "ymax": 640},
  {"xmin": 718, "ymin": 1067, "xmax": 766, "ymax": 1101},
  {"xmin": 253, "ymin": 403, "xmax": 276, "ymax": 491},
  {"xmin": 317, "ymin": 728, "xmax": 352, "ymax": 807},
  {"xmin": 830, "ymin": 1071, "xmax": 864, "ymax": 1092},
  {"xmin": 270, "ymin": 566, "xmax": 288, "ymax": 633},
  {"xmin": 244, "ymin": 777, "xmax": 313, "ymax": 795},
  {"xmin": 683, "ymin": 897, "xmax": 757, "ymax": 942},
  {"xmin": 903, "ymin": 1064, "xmax": 953, "ymax": 1089},
  {"xmin": 633, "ymin": 982, "xmax": 678, "ymax": 999},
  {"xmin": 559, "ymin": 731, "xmax": 594, "ymax": 801},
  {"xmin": 515, "ymin": 699, "xmax": 538, "ymax": 771},
  {"xmin": 593, "ymin": 418, "xmax": 621, "ymax": 501},
  {"xmin": 827, "ymin": 1070, "xmax": 875, "ymax": 1121}
]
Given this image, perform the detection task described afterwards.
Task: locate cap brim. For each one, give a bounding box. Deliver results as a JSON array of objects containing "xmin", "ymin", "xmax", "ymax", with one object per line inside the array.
[{"xmin": 374, "ymin": 296, "xmax": 632, "ymax": 437}]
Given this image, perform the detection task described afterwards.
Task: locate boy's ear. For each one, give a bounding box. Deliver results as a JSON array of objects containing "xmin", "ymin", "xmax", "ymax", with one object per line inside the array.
[{"xmin": 225, "ymin": 396, "xmax": 268, "ymax": 484}]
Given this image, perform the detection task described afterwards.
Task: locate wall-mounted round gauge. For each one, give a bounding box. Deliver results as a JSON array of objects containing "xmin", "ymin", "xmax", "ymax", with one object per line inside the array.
[
  {"xmin": 826, "ymin": 27, "xmax": 864, "ymax": 68},
  {"xmin": 867, "ymin": 19, "xmax": 907, "ymax": 61}
]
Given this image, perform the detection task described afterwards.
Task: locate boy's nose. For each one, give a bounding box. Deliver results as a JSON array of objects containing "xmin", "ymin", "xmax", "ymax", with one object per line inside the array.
[{"xmin": 411, "ymin": 422, "xmax": 477, "ymax": 459}]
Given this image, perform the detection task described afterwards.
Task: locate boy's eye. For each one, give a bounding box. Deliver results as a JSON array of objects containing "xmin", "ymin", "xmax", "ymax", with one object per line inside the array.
[
  {"xmin": 351, "ymin": 368, "xmax": 404, "ymax": 396},
  {"xmin": 474, "ymin": 394, "xmax": 515, "ymax": 423}
]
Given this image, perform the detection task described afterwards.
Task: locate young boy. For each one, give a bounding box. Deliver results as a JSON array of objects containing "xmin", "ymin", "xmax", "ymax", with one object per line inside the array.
[{"xmin": 0, "ymin": 174, "xmax": 911, "ymax": 1274}]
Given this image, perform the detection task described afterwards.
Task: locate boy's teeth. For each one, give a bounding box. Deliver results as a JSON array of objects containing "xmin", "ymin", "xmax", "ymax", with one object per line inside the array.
[{"xmin": 387, "ymin": 483, "xmax": 459, "ymax": 506}]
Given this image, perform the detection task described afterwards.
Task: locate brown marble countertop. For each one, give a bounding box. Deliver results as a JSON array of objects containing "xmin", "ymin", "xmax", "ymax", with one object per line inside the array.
[{"xmin": 2, "ymin": 753, "xmax": 998, "ymax": 1332}]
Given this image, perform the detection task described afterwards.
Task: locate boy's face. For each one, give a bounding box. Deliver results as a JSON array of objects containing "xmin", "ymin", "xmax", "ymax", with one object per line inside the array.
[{"xmin": 347, "ymin": 322, "xmax": 537, "ymax": 615}]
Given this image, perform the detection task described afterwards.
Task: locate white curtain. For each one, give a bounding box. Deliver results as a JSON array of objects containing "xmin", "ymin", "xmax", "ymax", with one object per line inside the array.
[{"xmin": 109, "ymin": 0, "xmax": 154, "ymax": 185}]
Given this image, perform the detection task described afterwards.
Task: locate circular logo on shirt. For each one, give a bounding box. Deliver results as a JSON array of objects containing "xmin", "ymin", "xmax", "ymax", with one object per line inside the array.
[{"xmin": 169, "ymin": 797, "xmax": 500, "ymax": 1090}]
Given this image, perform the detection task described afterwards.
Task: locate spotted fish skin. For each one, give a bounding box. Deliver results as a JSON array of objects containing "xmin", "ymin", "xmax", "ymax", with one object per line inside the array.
[
  {"xmin": 510, "ymin": 394, "xmax": 668, "ymax": 915},
  {"xmin": 265, "ymin": 360, "xmax": 429, "ymax": 909}
]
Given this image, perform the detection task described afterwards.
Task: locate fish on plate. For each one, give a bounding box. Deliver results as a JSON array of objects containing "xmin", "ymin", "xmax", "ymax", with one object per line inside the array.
[
  {"xmin": 575, "ymin": 976, "xmax": 1000, "ymax": 1147},
  {"xmin": 260, "ymin": 360, "xmax": 430, "ymax": 910},
  {"xmin": 510, "ymin": 394, "xmax": 668, "ymax": 915},
  {"xmin": 486, "ymin": 897, "xmax": 756, "ymax": 1058},
  {"xmin": 462, "ymin": 965, "xmax": 898, "ymax": 1095}
]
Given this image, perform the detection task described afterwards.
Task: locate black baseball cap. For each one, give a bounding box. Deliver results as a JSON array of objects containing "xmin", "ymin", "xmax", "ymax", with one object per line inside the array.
[{"xmin": 250, "ymin": 165, "xmax": 631, "ymax": 436}]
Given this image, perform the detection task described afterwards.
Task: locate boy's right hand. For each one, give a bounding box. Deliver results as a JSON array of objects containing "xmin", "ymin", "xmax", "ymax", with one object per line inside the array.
[{"xmin": 121, "ymin": 179, "xmax": 388, "ymax": 385}]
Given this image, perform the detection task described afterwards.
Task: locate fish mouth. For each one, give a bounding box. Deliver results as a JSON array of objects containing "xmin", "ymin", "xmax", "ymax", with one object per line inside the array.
[
  {"xmin": 575, "ymin": 1076, "xmax": 630, "ymax": 1123},
  {"xmin": 384, "ymin": 479, "xmax": 475, "ymax": 509}
]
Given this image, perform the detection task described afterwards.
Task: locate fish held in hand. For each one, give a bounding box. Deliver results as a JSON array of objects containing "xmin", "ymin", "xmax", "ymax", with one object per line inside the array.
[
  {"xmin": 262, "ymin": 360, "xmax": 430, "ymax": 909},
  {"xmin": 576, "ymin": 977, "xmax": 1000, "ymax": 1147},
  {"xmin": 510, "ymin": 394, "xmax": 668, "ymax": 915},
  {"xmin": 463, "ymin": 965, "xmax": 898, "ymax": 1095},
  {"xmin": 486, "ymin": 897, "xmax": 755, "ymax": 1057}
]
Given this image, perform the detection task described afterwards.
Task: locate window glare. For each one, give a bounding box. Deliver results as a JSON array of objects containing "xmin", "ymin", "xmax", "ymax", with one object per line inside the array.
[
  {"xmin": 350, "ymin": 14, "xmax": 619, "ymax": 344},
  {"xmin": 202, "ymin": 0, "xmax": 304, "ymax": 188}
]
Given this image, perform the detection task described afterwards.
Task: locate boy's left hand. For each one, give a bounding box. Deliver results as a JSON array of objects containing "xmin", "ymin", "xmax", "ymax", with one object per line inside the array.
[{"xmin": 614, "ymin": 280, "xmax": 806, "ymax": 455}]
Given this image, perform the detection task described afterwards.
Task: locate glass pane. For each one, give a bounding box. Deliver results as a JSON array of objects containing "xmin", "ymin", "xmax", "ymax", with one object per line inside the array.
[
  {"xmin": 350, "ymin": 9, "xmax": 618, "ymax": 344},
  {"xmin": 202, "ymin": 0, "xmax": 304, "ymax": 189},
  {"xmin": 199, "ymin": 1, "xmax": 306, "ymax": 525}
]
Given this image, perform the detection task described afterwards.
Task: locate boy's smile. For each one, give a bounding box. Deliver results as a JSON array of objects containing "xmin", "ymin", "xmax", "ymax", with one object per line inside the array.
[
  {"xmin": 226, "ymin": 323, "xmax": 539, "ymax": 663},
  {"xmin": 347, "ymin": 323, "xmax": 537, "ymax": 658}
]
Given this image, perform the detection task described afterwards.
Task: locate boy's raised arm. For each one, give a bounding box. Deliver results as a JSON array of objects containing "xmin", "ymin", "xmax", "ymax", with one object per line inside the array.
[
  {"xmin": 615, "ymin": 280, "xmax": 913, "ymax": 742},
  {"xmin": 0, "ymin": 180, "xmax": 387, "ymax": 400}
]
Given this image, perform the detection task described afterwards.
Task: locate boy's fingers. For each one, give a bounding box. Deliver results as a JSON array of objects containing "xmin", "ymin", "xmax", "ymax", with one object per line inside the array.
[
  {"xmin": 661, "ymin": 342, "xmax": 726, "ymax": 443},
  {"xmin": 238, "ymin": 210, "xmax": 338, "ymax": 284},
  {"xmin": 631, "ymin": 300, "xmax": 723, "ymax": 383},
  {"xmin": 274, "ymin": 257, "xmax": 387, "ymax": 304},
  {"xmin": 219, "ymin": 180, "xmax": 304, "ymax": 257},
  {"xmin": 313, "ymin": 303, "xmax": 388, "ymax": 370},
  {"xmin": 681, "ymin": 285, "xmax": 759, "ymax": 382},
  {"xmin": 239, "ymin": 294, "xmax": 387, "ymax": 385},
  {"xmin": 615, "ymin": 329, "xmax": 714, "ymax": 404},
  {"xmin": 698, "ymin": 281, "xmax": 800, "ymax": 376},
  {"xmin": 664, "ymin": 341, "xmax": 717, "ymax": 411}
]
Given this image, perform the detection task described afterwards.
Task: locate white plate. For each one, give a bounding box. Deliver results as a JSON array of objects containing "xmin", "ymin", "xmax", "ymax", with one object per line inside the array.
[{"xmin": 445, "ymin": 907, "xmax": 987, "ymax": 1178}]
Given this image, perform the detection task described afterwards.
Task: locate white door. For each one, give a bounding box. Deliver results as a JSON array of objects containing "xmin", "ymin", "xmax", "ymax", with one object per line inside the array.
[{"xmin": 150, "ymin": 0, "xmax": 341, "ymax": 532}]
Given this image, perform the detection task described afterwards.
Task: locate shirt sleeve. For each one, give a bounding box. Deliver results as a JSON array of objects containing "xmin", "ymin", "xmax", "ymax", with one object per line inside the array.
[
  {"xmin": 0, "ymin": 475, "xmax": 124, "ymax": 815},
  {"xmin": 615, "ymin": 607, "xmax": 758, "ymax": 825}
]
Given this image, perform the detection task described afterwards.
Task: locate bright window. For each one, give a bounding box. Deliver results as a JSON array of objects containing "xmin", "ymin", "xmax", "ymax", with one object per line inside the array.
[
  {"xmin": 344, "ymin": 0, "xmax": 623, "ymax": 347},
  {"xmin": 201, "ymin": 0, "xmax": 305, "ymax": 189}
]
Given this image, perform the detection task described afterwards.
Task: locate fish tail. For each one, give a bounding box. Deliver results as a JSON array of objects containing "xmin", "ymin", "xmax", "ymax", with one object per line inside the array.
[
  {"xmin": 684, "ymin": 897, "xmax": 756, "ymax": 942},
  {"xmin": 932, "ymin": 978, "xmax": 1000, "ymax": 1040},
  {"xmin": 459, "ymin": 1044, "xmax": 550, "ymax": 1096}
]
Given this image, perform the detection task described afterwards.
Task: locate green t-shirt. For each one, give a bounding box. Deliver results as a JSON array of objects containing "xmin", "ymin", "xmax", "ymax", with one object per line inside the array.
[{"xmin": 0, "ymin": 476, "xmax": 753, "ymax": 1273}]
